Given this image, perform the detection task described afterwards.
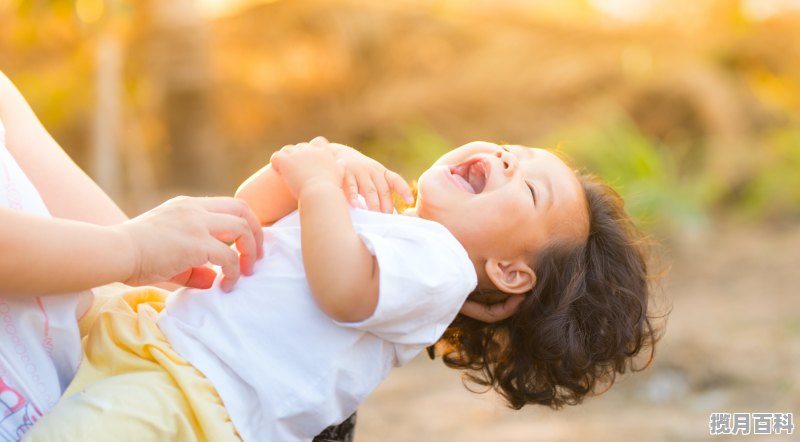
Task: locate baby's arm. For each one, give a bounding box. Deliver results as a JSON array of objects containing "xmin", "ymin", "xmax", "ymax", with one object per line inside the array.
[
  {"xmin": 270, "ymin": 143, "xmax": 379, "ymax": 322},
  {"xmin": 235, "ymin": 161, "xmax": 295, "ymax": 226},
  {"xmin": 236, "ymin": 137, "xmax": 412, "ymax": 225}
]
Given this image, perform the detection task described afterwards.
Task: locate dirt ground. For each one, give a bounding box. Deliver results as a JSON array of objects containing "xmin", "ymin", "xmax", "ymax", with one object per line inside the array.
[{"xmin": 354, "ymin": 220, "xmax": 800, "ymax": 442}]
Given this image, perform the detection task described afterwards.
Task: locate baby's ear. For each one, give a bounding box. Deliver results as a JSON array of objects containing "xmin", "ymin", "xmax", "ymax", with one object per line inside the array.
[{"xmin": 484, "ymin": 258, "xmax": 536, "ymax": 295}]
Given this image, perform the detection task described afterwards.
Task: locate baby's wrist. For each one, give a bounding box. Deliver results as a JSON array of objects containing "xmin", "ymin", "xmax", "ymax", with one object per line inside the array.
[
  {"xmin": 108, "ymin": 222, "xmax": 141, "ymax": 285},
  {"xmin": 298, "ymin": 178, "xmax": 345, "ymax": 203}
]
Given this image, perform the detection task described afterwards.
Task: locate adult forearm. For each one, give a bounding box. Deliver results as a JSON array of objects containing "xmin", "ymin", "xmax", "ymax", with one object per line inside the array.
[
  {"xmin": 0, "ymin": 71, "xmax": 128, "ymax": 225},
  {"xmin": 0, "ymin": 208, "xmax": 133, "ymax": 295},
  {"xmin": 298, "ymin": 182, "xmax": 378, "ymax": 323}
]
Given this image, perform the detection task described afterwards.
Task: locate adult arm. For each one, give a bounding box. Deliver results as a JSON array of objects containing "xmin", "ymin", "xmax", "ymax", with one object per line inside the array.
[
  {"xmin": 0, "ymin": 208, "xmax": 133, "ymax": 293},
  {"xmin": 0, "ymin": 196, "xmax": 262, "ymax": 294},
  {"xmin": 0, "ymin": 72, "xmax": 263, "ymax": 293},
  {"xmin": 0, "ymin": 71, "xmax": 127, "ymax": 225}
]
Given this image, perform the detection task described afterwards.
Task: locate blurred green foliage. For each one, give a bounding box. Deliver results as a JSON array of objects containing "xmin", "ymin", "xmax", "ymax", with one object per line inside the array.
[
  {"xmin": 738, "ymin": 127, "xmax": 800, "ymax": 221},
  {"xmin": 2, "ymin": 0, "xmax": 799, "ymax": 234},
  {"xmin": 343, "ymin": 110, "xmax": 798, "ymax": 239},
  {"xmin": 362, "ymin": 122, "xmax": 452, "ymax": 182},
  {"xmin": 538, "ymin": 112, "xmax": 714, "ymax": 236}
]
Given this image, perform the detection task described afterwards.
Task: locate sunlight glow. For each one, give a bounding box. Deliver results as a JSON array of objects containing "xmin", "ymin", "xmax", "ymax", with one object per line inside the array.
[
  {"xmin": 197, "ymin": 0, "xmax": 280, "ymax": 19},
  {"xmin": 76, "ymin": 0, "xmax": 104, "ymax": 24},
  {"xmin": 742, "ymin": 0, "xmax": 800, "ymax": 20},
  {"xmin": 589, "ymin": 0, "xmax": 656, "ymax": 21}
]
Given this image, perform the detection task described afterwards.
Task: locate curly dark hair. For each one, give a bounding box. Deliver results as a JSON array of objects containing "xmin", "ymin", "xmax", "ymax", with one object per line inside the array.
[{"xmin": 430, "ymin": 173, "xmax": 661, "ymax": 409}]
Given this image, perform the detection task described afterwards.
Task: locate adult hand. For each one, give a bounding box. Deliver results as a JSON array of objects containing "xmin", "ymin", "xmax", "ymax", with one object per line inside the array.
[
  {"xmin": 313, "ymin": 137, "xmax": 414, "ymax": 213},
  {"xmin": 459, "ymin": 295, "xmax": 526, "ymax": 323},
  {"xmin": 115, "ymin": 196, "xmax": 264, "ymax": 292}
]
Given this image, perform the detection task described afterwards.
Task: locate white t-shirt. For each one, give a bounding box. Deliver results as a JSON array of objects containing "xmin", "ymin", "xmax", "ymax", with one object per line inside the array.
[
  {"xmin": 158, "ymin": 209, "xmax": 477, "ymax": 442},
  {"xmin": 0, "ymin": 119, "xmax": 84, "ymax": 440}
]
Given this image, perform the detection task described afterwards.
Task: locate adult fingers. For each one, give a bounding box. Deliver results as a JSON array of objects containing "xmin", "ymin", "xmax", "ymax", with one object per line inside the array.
[
  {"xmin": 207, "ymin": 241, "xmax": 240, "ymax": 293},
  {"xmin": 206, "ymin": 212, "xmax": 259, "ymax": 276},
  {"xmin": 234, "ymin": 231, "xmax": 258, "ymax": 276},
  {"xmin": 385, "ymin": 170, "xmax": 414, "ymax": 205},
  {"xmin": 459, "ymin": 295, "xmax": 526, "ymax": 323},
  {"xmin": 170, "ymin": 266, "xmax": 217, "ymax": 289},
  {"xmin": 192, "ymin": 197, "xmax": 264, "ymax": 260}
]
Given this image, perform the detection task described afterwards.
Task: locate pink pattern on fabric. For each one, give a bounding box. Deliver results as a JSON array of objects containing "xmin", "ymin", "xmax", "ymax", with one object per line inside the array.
[
  {"xmin": 0, "ymin": 376, "xmax": 41, "ymax": 440},
  {"xmin": 34, "ymin": 298, "xmax": 53, "ymax": 359},
  {"xmin": 0, "ymin": 300, "xmax": 50, "ymax": 418}
]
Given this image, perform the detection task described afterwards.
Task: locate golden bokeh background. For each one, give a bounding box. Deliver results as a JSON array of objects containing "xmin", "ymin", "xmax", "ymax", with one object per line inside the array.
[{"xmin": 1, "ymin": 0, "xmax": 798, "ymax": 440}]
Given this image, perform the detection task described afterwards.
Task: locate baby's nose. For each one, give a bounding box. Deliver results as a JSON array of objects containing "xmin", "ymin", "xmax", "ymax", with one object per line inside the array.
[{"xmin": 495, "ymin": 149, "xmax": 516, "ymax": 176}]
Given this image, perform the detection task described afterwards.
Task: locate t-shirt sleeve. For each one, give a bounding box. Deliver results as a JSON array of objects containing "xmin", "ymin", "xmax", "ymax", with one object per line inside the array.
[{"xmin": 336, "ymin": 221, "xmax": 477, "ymax": 354}]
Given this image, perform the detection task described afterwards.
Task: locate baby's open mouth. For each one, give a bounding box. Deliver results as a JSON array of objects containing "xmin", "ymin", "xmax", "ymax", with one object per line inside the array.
[{"xmin": 449, "ymin": 160, "xmax": 487, "ymax": 194}]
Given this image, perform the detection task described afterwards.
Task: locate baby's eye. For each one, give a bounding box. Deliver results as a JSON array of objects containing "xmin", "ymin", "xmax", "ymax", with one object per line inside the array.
[{"xmin": 527, "ymin": 182, "xmax": 537, "ymax": 206}]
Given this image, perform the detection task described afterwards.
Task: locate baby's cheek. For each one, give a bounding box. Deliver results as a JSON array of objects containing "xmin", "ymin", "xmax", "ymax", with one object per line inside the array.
[
  {"xmin": 501, "ymin": 195, "xmax": 529, "ymax": 214},
  {"xmin": 488, "ymin": 198, "xmax": 528, "ymax": 231}
]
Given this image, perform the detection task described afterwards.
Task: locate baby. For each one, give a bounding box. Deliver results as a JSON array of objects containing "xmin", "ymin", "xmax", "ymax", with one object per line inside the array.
[{"xmin": 26, "ymin": 138, "xmax": 657, "ymax": 441}]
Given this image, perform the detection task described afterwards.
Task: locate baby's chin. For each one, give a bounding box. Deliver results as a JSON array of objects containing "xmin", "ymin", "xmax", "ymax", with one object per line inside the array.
[{"xmin": 468, "ymin": 290, "xmax": 511, "ymax": 305}]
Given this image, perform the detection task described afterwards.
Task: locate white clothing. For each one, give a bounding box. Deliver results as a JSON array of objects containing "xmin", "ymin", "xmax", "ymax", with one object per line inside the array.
[
  {"xmin": 0, "ymin": 119, "xmax": 84, "ymax": 440},
  {"xmin": 158, "ymin": 209, "xmax": 477, "ymax": 442}
]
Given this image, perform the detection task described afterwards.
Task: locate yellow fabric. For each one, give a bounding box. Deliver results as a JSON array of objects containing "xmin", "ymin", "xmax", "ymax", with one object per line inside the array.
[
  {"xmin": 26, "ymin": 287, "xmax": 240, "ymax": 442},
  {"xmin": 78, "ymin": 282, "xmax": 132, "ymax": 338}
]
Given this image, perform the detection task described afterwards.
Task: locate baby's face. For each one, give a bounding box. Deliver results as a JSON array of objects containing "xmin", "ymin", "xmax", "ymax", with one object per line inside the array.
[{"xmin": 414, "ymin": 141, "xmax": 589, "ymax": 267}]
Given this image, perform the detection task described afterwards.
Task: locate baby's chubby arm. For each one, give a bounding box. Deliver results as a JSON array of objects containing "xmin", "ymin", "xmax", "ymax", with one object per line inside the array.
[
  {"xmin": 235, "ymin": 137, "xmax": 413, "ymax": 226},
  {"xmin": 269, "ymin": 142, "xmax": 379, "ymax": 322}
]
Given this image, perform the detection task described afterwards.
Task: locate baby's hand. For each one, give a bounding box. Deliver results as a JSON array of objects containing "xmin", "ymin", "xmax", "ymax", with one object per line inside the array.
[
  {"xmin": 269, "ymin": 141, "xmax": 344, "ymax": 199},
  {"xmin": 315, "ymin": 137, "xmax": 414, "ymax": 213},
  {"xmin": 459, "ymin": 295, "xmax": 526, "ymax": 323}
]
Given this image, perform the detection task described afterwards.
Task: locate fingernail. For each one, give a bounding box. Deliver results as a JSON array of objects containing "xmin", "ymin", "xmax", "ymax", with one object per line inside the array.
[
  {"xmin": 221, "ymin": 279, "xmax": 233, "ymax": 292},
  {"xmin": 310, "ymin": 136, "xmax": 328, "ymax": 145}
]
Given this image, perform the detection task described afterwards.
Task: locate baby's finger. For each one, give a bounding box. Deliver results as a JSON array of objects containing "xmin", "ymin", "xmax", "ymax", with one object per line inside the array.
[
  {"xmin": 370, "ymin": 169, "xmax": 393, "ymax": 213},
  {"xmin": 385, "ymin": 170, "xmax": 414, "ymax": 205},
  {"xmin": 356, "ymin": 172, "xmax": 381, "ymax": 211},
  {"xmin": 277, "ymin": 144, "xmax": 298, "ymax": 155},
  {"xmin": 310, "ymin": 136, "xmax": 329, "ymax": 146},
  {"xmin": 270, "ymin": 151, "xmax": 284, "ymax": 174},
  {"xmin": 342, "ymin": 169, "xmax": 359, "ymax": 207}
]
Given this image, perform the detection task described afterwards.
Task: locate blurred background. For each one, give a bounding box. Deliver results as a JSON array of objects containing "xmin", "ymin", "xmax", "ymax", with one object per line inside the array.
[{"xmin": 1, "ymin": 0, "xmax": 798, "ymax": 440}]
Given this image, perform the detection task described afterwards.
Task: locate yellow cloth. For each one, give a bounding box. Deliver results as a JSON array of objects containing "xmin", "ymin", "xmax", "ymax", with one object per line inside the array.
[{"xmin": 25, "ymin": 287, "xmax": 240, "ymax": 442}]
